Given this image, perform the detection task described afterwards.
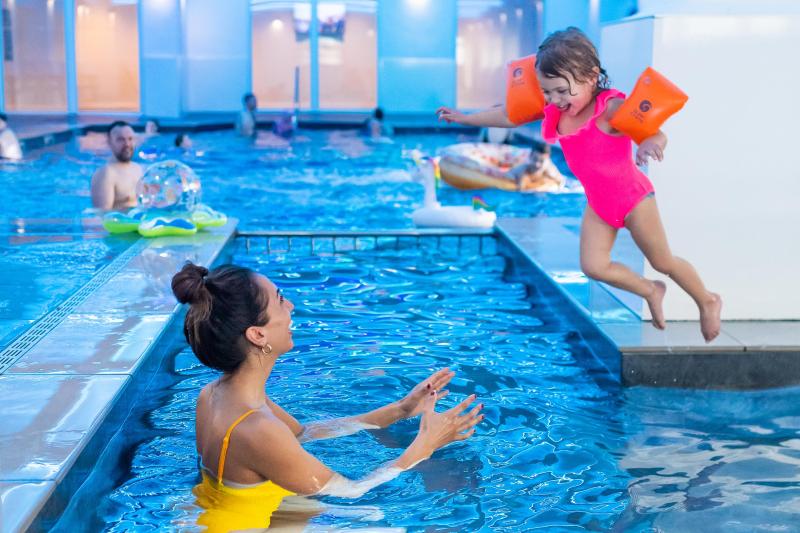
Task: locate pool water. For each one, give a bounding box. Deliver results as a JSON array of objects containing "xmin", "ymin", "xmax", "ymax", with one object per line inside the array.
[
  {"xmin": 4, "ymin": 129, "xmax": 585, "ymax": 229},
  {"xmin": 59, "ymin": 238, "xmax": 800, "ymax": 532}
]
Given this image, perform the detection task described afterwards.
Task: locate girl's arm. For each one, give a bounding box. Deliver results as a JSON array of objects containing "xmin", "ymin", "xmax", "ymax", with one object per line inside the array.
[
  {"xmin": 243, "ymin": 390, "xmax": 483, "ymax": 498},
  {"xmin": 635, "ymin": 130, "xmax": 668, "ymax": 166},
  {"xmin": 270, "ymin": 368, "xmax": 456, "ymax": 442},
  {"xmin": 436, "ymin": 105, "xmax": 516, "ymax": 128},
  {"xmin": 600, "ymin": 98, "xmax": 669, "ymax": 165}
]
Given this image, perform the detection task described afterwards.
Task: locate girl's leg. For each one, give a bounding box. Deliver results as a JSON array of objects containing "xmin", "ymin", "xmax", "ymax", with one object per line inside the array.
[
  {"xmin": 625, "ymin": 196, "xmax": 722, "ymax": 342},
  {"xmin": 580, "ymin": 205, "xmax": 667, "ymax": 329}
]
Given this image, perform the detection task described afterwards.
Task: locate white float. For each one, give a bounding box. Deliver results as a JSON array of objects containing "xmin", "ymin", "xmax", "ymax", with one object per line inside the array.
[{"xmin": 410, "ymin": 157, "xmax": 496, "ymax": 229}]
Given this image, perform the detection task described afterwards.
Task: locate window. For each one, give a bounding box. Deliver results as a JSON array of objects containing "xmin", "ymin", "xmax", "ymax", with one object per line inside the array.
[
  {"xmin": 457, "ymin": 1, "xmax": 539, "ymax": 109},
  {"xmin": 317, "ymin": 0, "xmax": 376, "ymax": 109},
  {"xmin": 2, "ymin": 0, "xmax": 67, "ymax": 111},
  {"xmin": 251, "ymin": 0, "xmax": 311, "ymax": 109},
  {"xmin": 75, "ymin": 0, "xmax": 139, "ymax": 111}
]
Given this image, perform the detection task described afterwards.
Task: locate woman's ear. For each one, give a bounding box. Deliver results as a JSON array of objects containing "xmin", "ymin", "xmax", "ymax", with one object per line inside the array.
[{"xmin": 244, "ymin": 325, "xmax": 267, "ymax": 348}]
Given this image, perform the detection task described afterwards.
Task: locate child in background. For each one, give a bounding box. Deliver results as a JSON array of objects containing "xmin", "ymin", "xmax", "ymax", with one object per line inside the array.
[{"xmin": 437, "ymin": 27, "xmax": 722, "ymax": 342}]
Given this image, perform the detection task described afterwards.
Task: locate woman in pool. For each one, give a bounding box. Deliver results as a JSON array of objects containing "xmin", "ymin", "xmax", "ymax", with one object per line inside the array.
[{"xmin": 171, "ymin": 262, "xmax": 483, "ymax": 530}]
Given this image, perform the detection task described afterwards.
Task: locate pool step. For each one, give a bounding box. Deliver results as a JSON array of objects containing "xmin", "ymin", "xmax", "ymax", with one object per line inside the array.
[{"xmin": 497, "ymin": 217, "xmax": 800, "ymax": 390}]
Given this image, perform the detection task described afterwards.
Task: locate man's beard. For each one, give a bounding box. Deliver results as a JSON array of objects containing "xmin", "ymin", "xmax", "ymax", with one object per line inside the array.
[{"xmin": 115, "ymin": 149, "xmax": 133, "ymax": 163}]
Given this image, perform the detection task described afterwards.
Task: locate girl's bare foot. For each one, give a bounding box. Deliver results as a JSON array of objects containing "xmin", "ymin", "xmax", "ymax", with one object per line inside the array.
[
  {"xmin": 645, "ymin": 280, "xmax": 667, "ymax": 330},
  {"xmin": 700, "ymin": 293, "xmax": 722, "ymax": 342}
]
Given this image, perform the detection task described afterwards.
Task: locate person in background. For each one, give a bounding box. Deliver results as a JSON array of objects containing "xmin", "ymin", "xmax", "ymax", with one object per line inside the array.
[
  {"xmin": 236, "ymin": 93, "xmax": 258, "ymax": 137},
  {"xmin": 90, "ymin": 121, "xmax": 143, "ymax": 211},
  {"xmin": 145, "ymin": 119, "xmax": 160, "ymax": 136},
  {"xmin": 0, "ymin": 113, "xmax": 23, "ymax": 160},
  {"xmin": 272, "ymin": 113, "xmax": 296, "ymax": 139},
  {"xmin": 363, "ymin": 107, "xmax": 392, "ymax": 138},
  {"xmin": 507, "ymin": 140, "xmax": 565, "ymax": 192},
  {"xmin": 175, "ymin": 133, "xmax": 193, "ymax": 150}
]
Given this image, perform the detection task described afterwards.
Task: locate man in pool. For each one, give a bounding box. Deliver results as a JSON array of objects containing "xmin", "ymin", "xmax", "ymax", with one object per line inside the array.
[
  {"xmin": 90, "ymin": 121, "xmax": 143, "ymax": 211},
  {"xmin": 236, "ymin": 93, "xmax": 258, "ymax": 137}
]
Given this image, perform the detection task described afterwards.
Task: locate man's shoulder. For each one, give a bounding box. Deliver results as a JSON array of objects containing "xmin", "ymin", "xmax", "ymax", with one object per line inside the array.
[{"xmin": 92, "ymin": 163, "xmax": 111, "ymax": 181}]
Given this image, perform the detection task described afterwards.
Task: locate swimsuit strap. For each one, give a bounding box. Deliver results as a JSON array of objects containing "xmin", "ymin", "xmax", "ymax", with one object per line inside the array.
[{"xmin": 217, "ymin": 408, "xmax": 259, "ymax": 487}]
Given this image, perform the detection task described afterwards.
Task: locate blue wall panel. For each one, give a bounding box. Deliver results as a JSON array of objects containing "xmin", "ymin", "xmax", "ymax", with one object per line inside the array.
[
  {"xmin": 140, "ymin": 0, "xmax": 183, "ymax": 118},
  {"xmin": 378, "ymin": 0, "xmax": 457, "ymax": 113},
  {"xmin": 183, "ymin": 0, "xmax": 250, "ymax": 113}
]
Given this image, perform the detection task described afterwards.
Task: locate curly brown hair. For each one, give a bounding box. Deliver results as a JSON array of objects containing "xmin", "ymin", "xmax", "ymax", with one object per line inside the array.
[{"xmin": 536, "ymin": 27, "xmax": 609, "ymax": 96}]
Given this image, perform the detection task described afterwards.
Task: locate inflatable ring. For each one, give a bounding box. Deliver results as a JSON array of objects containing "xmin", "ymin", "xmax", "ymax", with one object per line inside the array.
[
  {"xmin": 137, "ymin": 216, "xmax": 197, "ymax": 238},
  {"xmin": 438, "ymin": 143, "xmax": 564, "ymax": 192},
  {"xmin": 102, "ymin": 208, "xmax": 146, "ymax": 234},
  {"xmin": 191, "ymin": 204, "xmax": 228, "ymax": 229}
]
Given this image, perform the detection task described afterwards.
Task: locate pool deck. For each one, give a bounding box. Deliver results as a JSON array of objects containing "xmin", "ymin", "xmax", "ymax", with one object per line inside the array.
[
  {"xmin": 0, "ymin": 221, "xmax": 237, "ymax": 533},
  {"xmin": 497, "ymin": 217, "xmax": 800, "ymax": 389}
]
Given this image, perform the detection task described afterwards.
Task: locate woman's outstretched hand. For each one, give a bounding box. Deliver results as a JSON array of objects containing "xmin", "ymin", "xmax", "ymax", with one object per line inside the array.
[
  {"xmin": 413, "ymin": 391, "xmax": 483, "ymax": 459},
  {"xmin": 436, "ymin": 106, "xmax": 469, "ymax": 125},
  {"xmin": 397, "ymin": 368, "xmax": 455, "ymax": 419}
]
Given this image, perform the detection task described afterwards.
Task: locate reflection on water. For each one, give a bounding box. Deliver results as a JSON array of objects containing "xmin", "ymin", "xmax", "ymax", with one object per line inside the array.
[{"xmin": 71, "ymin": 242, "xmax": 800, "ymax": 532}]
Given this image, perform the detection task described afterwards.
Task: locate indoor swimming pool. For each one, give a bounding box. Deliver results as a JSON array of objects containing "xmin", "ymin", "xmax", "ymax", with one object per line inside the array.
[{"xmin": 5, "ymin": 129, "xmax": 800, "ymax": 532}]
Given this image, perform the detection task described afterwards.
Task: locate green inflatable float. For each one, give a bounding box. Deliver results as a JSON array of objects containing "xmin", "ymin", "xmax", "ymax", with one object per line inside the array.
[{"xmin": 101, "ymin": 160, "xmax": 227, "ymax": 238}]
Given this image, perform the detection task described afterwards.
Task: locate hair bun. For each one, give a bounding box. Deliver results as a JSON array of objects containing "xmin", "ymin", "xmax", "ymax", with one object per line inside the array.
[{"xmin": 172, "ymin": 262, "xmax": 210, "ymax": 305}]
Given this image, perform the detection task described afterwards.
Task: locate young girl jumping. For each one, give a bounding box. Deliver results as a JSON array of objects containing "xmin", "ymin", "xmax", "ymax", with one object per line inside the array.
[{"xmin": 437, "ymin": 27, "xmax": 722, "ymax": 342}]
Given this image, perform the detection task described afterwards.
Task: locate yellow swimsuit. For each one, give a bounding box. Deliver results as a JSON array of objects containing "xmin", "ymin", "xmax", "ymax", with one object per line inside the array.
[{"xmin": 193, "ymin": 409, "xmax": 296, "ymax": 532}]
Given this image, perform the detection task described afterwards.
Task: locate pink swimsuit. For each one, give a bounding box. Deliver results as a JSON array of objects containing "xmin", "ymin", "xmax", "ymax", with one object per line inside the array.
[{"xmin": 542, "ymin": 89, "xmax": 654, "ymax": 228}]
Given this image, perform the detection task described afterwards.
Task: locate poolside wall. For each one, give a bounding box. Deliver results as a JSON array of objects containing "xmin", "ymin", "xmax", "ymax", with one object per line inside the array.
[{"xmin": 601, "ymin": 13, "xmax": 800, "ymax": 320}]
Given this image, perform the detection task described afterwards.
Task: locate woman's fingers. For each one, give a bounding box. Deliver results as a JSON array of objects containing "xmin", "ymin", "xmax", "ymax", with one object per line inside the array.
[
  {"xmin": 454, "ymin": 428, "xmax": 476, "ymax": 441},
  {"xmin": 432, "ymin": 369, "xmax": 454, "ymax": 390},
  {"xmin": 466, "ymin": 402, "xmax": 483, "ymax": 418},
  {"xmin": 446, "ymin": 394, "xmax": 477, "ymax": 416}
]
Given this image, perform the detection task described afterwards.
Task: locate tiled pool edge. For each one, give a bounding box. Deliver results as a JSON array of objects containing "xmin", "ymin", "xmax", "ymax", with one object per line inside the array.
[
  {"xmin": 1, "ymin": 220, "xmax": 237, "ymax": 533},
  {"xmin": 496, "ymin": 217, "xmax": 800, "ymax": 390}
]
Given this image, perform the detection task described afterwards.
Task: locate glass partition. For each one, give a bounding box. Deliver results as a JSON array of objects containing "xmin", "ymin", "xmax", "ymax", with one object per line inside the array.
[
  {"xmin": 457, "ymin": 0, "xmax": 540, "ymax": 109},
  {"xmin": 317, "ymin": 0, "xmax": 376, "ymax": 110},
  {"xmin": 251, "ymin": 0, "xmax": 311, "ymax": 109},
  {"xmin": 75, "ymin": 0, "xmax": 139, "ymax": 111},
  {"xmin": 2, "ymin": 0, "xmax": 67, "ymax": 111}
]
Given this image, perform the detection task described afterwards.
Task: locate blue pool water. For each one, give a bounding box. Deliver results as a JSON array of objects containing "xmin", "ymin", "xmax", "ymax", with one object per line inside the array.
[
  {"xmin": 3, "ymin": 130, "xmax": 585, "ymax": 229},
  {"xmin": 56, "ymin": 238, "xmax": 800, "ymax": 532}
]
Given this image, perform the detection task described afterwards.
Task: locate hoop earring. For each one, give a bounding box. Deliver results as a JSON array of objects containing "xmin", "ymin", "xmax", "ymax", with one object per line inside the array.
[{"xmin": 261, "ymin": 344, "xmax": 273, "ymax": 355}]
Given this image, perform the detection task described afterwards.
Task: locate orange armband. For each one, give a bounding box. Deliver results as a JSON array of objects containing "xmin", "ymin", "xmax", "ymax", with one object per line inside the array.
[
  {"xmin": 505, "ymin": 55, "xmax": 546, "ymax": 125},
  {"xmin": 609, "ymin": 67, "xmax": 688, "ymax": 144}
]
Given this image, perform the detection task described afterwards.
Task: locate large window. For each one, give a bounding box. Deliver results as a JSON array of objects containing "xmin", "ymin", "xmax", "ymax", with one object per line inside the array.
[
  {"xmin": 317, "ymin": 0, "xmax": 375, "ymax": 109},
  {"xmin": 251, "ymin": 0, "xmax": 311, "ymax": 109},
  {"xmin": 2, "ymin": 0, "xmax": 67, "ymax": 111},
  {"xmin": 75, "ymin": 0, "xmax": 139, "ymax": 111},
  {"xmin": 457, "ymin": 1, "xmax": 540, "ymax": 109}
]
